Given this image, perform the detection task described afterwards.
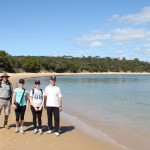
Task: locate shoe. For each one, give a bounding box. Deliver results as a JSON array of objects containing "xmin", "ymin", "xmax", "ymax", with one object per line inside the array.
[
  {"xmin": 39, "ymin": 129, "xmax": 42, "ymax": 135},
  {"xmin": 47, "ymin": 130, "xmax": 52, "ymax": 134},
  {"xmin": 33, "ymin": 129, "xmax": 38, "ymax": 134},
  {"xmin": 55, "ymin": 132, "xmax": 60, "ymax": 136},
  {"xmin": 4, "ymin": 125, "xmax": 10, "ymax": 129},
  {"xmin": 15, "ymin": 128, "xmax": 19, "ymax": 133},
  {"xmin": 20, "ymin": 129, "xmax": 25, "ymax": 134}
]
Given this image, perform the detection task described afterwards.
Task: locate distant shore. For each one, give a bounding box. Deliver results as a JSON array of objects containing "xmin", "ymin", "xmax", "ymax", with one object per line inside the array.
[{"xmin": 7, "ymin": 72, "xmax": 150, "ymax": 85}]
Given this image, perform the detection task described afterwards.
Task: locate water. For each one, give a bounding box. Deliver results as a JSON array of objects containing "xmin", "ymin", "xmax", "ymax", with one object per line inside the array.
[{"xmin": 25, "ymin": 74, "xmax": 150, "ymax": 150}]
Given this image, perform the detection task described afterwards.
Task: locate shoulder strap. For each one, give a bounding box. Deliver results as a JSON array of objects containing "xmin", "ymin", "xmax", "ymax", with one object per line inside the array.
[
  {"xmin": 8, "ymin": 81, "xmax": 12, "ymax": 95},
  {"xmin": 32, "ymin": 89, "xmax": 34, "ymax": 96},
  {"xmin": 0, "ymin": 80, "xmax": 1, "ymax": 88},
  {"xmin": 19, "ymin": 89, "xmax": 26, "ymax": 104},
  {"xmin": 40, "ymin": 89, "xmax": 43, "ymax": 94},
  {"xmin": 32, "ymin": 89, "xmax": 42, "ymax": 95}
]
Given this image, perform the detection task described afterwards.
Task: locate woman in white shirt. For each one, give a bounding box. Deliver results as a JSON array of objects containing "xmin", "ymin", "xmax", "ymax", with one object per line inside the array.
[{"xmin": 30, "ymin": 80, "xmax": 44, "ymax": 135}]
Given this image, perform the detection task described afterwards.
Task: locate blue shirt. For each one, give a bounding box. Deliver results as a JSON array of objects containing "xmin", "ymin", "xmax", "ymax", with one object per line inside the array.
[{"xmin": 14, "ymin": 88, "xmax": 28, "ymax": 106}]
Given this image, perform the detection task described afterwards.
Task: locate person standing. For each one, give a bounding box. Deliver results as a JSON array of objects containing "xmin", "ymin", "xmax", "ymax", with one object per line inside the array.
[
  {"xmin": 44, "ymin": 76, "xmax": 62, "ymax": 136},
  {"xmin": 12, "ymin": 79, "xmax": 29, "ymax": 134},
  {"xmin": 0, "ymin": 73, "xmax": 13, "ymax": 129},
  {"xmin": 30, "ymin": 80, "xmax": 44, "ymax": 135}
]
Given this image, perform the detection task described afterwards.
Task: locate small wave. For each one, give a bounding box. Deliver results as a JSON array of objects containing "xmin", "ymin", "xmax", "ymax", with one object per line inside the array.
[{"xmin": 61, "ymin": 112, "xmax": 132, "ymax": 150}]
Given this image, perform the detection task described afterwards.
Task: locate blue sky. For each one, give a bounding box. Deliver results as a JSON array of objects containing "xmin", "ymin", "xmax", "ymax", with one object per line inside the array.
[{"xmin": 0, "ymin": 0, "xmax": 150, "ymax": 62}]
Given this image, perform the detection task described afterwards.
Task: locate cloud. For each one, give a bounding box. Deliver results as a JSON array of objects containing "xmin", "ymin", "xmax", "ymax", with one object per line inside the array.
[
  {"xmin": 146, "ymin": 49, "xmax": 150, "ymax": 52},
  {"xmin": 78, "ymin": 41, "xmax": 102, "ymax": 48},
  {"xmin": 144, "ymin": 44, "xmax": 150, "ymax": 48},
  {"xmin": 113, "ymin": 50, "xmax": 123, "ymax": 55},
  {"xmin": 110, "ymin": 6, "xmax": 150, "ymax": 24},
  {"xmin": 112, "ymin": 28, "xmax": 150, "ymax": 43},
  {"xmin": 75, "ymin": 31, "xmax": 111, "ymax": 41},
  {"xmin": 89, "ymin": 41, "xmax": 102, "ymax": 48}
]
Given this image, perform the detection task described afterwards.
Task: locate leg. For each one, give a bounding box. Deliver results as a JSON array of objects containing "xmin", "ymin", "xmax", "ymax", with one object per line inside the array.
[
  {"xmin": 20, "ymin": 106, "xmax": 26, "ymax": 133},
  {"xmin": 15, "ymin": 107, "xmax": 21, "ymax": 127},
  {"xmin": 31, "ymin": 106, "xmax": 37, "ymax": 129},
  {"xmin": 0, "ymin": 108, "xmax": 2, "ymax": 115},
  {"xmin": 0, "ymin": 99, "xmax": 4, "ymax": 115},
  {"xmin": 14, "ymin": 107, "xmax": 21, "ymax": 132},
  {"xmin": 4, "ymin": 115, "xmax": 9, "ymax": 128},
  {"xmin": 53, "ymin": 107, "xmax": 59, "ymax": 132},
  {"xmin": 37, "ymin": 109, "xmax": 42, "ymax": 129},
  {"xmin": 47, "ymin": 107, "xmax": 53, "ymax": 130},
  {"xmin": 4, "ymin": 100, "xmax": 11, "ymax": 128}
]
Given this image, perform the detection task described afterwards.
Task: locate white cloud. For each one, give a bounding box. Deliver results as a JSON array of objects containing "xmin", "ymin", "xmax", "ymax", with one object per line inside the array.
[
  {"xmin": 110, "ymin": 6, "xmax": 150, "ymax": 24},
  {"xmin": 133, "ymin": 47, "xmax": 141, "ymax": 51},
  {"xmin": 89, "ymin": 41, "xmax": 102, "ymax": 48},
  {"xmin": 146, "ymin": 49, "xmax": 150, "ymax": 52},
  {"xmin": 144, "ymin": 44, "xmax": 150, "ymax": 48},
  {"xmin": 113, "ymin": 50, "xmax": 123, "ymax": 54},
  {"xmin": 76, "ymin": 31, "xmax": 111, "ymax": 41},
  {"xmin": 78, "ymin": 41, "xmax": 102, "ymax": 48},
  {"xmin": 79, "ymin": 50, "xmax": 84, "ymax": 54},
  {"xmin": 112, "ymin": 28, "xmax": 150, "ymax": 43}
]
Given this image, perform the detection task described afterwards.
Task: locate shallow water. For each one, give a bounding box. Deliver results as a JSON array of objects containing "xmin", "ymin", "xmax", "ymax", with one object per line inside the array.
[{"xmin": 25, "ymin": 74, "xmax": 150, "ymax": 150}]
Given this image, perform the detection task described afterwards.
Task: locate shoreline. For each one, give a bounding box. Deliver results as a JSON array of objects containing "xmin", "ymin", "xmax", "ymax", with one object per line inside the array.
[
  {"xmin": 7, "ymin": 72, "xmax": 150, "ymax": 86},
  {"xmin": 0, "ymin": 72, "xmax": 126, "ymax": 150}
]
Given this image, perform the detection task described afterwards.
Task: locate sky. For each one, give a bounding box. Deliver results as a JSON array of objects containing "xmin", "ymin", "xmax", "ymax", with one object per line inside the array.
[{"xmin": 0, "ymin": 0, "xmax": 150, "ymax": 62}]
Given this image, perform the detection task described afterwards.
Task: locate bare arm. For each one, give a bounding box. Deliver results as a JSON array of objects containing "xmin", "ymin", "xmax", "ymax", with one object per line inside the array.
[
  {"xmin": 39, "ymin": 95, "xmax": 45, "ymax": 110},
  {"xmin": 26, "ymin": 93, "xmax": 29, "ymax": 110},
  {"xmin": 12, "ymin": 92, "xmax": 17, "ymax": 109},
  {"xmin": 30, "ymin": 96, "xmax": 34, "ymax": 107},
  {"xmin": 59, "ymin": 97, "xmax": 62, "ymax": 112}
]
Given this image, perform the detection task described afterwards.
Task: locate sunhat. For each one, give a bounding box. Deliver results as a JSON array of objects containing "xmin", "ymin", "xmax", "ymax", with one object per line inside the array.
[{"xmin": 1, "ymin": 72, "xmax": 10, "ymax": 78}]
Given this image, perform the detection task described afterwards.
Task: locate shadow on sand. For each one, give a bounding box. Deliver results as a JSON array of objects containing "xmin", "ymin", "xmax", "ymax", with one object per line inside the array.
[{"xmin": 9, "ymin": 121, "xmax": 75, "ymax": 135}]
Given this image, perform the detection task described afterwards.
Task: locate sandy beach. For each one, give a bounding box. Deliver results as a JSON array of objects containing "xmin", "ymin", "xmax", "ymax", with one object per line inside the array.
[{"xmin": 0, "ymin": 73, "xmax": 136, "ymax": 150}]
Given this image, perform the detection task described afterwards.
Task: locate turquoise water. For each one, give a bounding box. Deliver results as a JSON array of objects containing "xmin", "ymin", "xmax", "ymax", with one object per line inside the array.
[{"xmin": 25, "ymin": 75, "xmax": 150, "ymax": 150}]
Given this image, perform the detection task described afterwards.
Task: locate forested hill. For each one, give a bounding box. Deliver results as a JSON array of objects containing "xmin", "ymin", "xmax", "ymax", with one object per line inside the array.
[{"xmin": 0, "ymin": 50, "xmax": 150, "ymax": 73}]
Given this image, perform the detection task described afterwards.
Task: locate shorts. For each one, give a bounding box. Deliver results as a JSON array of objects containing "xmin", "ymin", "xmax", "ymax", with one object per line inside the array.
[{"xmin": 0, "ymin": 98, "xmax": 11, "ymax": 115}]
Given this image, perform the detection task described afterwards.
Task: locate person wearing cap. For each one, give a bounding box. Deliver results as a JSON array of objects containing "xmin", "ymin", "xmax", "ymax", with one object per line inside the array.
[
  {"xmin": 44, "ymin": 76, "xmax": 62, "ymax": 136},
  {"xmin": 0, "ymin": 72, "xmax": 13, "ymax": 129},
  {"xmin": 29, "ymin": 80, "xmax": 44, "ymax": 135},
  {"xmin": 12, "ymin": 79, "xmax": 29, "ymax": 134}
]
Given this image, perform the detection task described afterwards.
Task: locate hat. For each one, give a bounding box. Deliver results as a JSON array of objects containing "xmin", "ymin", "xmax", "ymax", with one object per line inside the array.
[
  {"xmin": 19, "ymin": 79, "xmax": 25, "ymax": 84},
  {"xmin": 1, "ymin": 72, "xmax": 10, "ymax": 78},
  {"xmin": 50, "ymin": 76, "xmax": 56, "ymax": 80},
  {"xmin": 35, "ymin": 80, "xmax": 40, "ymax": 84}
]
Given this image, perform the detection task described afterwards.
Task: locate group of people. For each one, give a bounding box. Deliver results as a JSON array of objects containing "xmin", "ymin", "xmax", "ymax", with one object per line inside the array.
[{"xmin": 0, "ymin": 73, "xmax": 63, "ymax": 136}]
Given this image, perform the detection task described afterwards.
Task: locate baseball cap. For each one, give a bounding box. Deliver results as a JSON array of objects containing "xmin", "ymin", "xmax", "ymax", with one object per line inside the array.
[
  {"xmin": 50, "ymin": 76, "xmax": 56, "ymax": 80},
  {"xmin": 35, "ymin": 80, "xmax": 40, "ymax": 84}
]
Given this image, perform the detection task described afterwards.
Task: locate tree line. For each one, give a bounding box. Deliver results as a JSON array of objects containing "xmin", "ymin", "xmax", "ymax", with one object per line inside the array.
[{"xmin": 0, "ymin": 50, "xmax": 150, "ymax": 73}]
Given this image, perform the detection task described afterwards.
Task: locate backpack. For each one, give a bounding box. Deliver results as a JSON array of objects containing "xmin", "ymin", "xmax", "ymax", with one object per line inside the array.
[{"xmin": 32, "ymin": 88, "xmax": 43, "ymax": 96}]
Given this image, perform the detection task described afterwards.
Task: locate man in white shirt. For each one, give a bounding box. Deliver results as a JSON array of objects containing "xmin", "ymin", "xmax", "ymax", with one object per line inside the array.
[{"xmin": 44, "ymin": 76, "xmax": 62, "ymax": 136}]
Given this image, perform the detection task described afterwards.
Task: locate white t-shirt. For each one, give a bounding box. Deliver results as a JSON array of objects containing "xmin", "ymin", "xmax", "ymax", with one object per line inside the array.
[
  {"xmin": 44, "ymin": 85, "xmax": 62, "ymax": 107},
  {"xmin": 30, "ymin": 88, "xmax": 43, "ymax": 107}
]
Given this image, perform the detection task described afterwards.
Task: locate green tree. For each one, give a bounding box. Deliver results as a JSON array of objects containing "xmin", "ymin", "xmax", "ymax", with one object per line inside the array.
[
  {"xmin": 21, "ymin": 57, "xmax": 40, "ymax": 72},
  {"xmin": 0, "ymin": 50, "xmax": 15, "ymax": 72}
]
